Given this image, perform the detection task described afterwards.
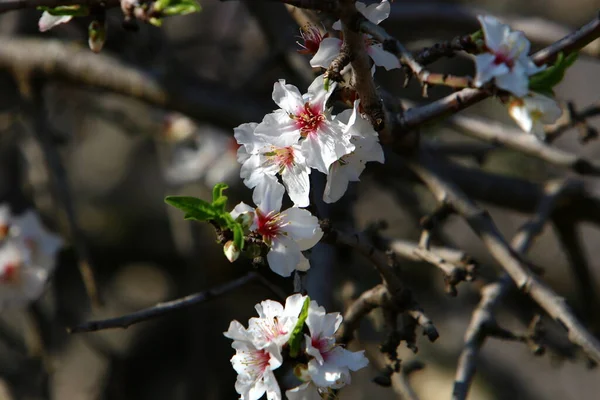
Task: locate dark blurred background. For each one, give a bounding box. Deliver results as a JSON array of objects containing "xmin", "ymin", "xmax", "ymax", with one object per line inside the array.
[{"xmin": 0, "ymin": 0, "xmax": 599, "ymax": 399}]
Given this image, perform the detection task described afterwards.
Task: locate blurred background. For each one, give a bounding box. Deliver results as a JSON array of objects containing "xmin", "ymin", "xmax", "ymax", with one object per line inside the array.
[{"xmin": 0, "ymin": 0, "xmax": 599, "ymax": 398}]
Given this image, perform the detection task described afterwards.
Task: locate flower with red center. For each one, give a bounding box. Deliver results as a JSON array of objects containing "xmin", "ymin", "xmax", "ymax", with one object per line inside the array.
[
  {"xmin": 297, "ymin": 24, "xmax": 327, "ymax": 55},
  {"xmin": 235, "ymin": 123, "xmax": 311, "ymax": 208},
  {"xmin": 224, "ymin": 294, "xmax": 309, "ymax": 400},
  {"xmin": 311, "ymin": 1, "xmax": 400, "ymax": 72},
  {"xmin": 254, "ymin": 75, "xmax": 355, "ymax": 175},
  {"xmin": 474, "ymin": 15, "xmax": 545, "ymax": 97},
  {"xmin": 303, "ymin": 299, "xmax": 369, "ymax": 389},
  {"xmin": 230, "ymin": 177, "xmax": 323, "ymax": 277}
]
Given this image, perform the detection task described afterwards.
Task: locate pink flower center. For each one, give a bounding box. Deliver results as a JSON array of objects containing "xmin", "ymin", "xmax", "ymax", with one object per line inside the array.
[
  {"xmin": 294, "ymin": 102, "xmax": 325, "ymax": 137},
  {"xmin": 255, "ymin": 317, "xmax": 289, "ymax": 342},
  {"xmin": 0, "ymin": 262, "xmax": 20, "ymax": 284},
  {"xmin": 267, "ymin": 147, "xmax": 295, "ymax": 169},
  {"xmin": 298, "ymin": 24, "xmax": 325, "ymax": 55},
  {"xmin": 312, "ymin": 336, "xmax": 333, "ymax": 361},
  {"xmin": 493, "ymin": 52, "xmax": 514, "ymax": 69},
  {"xmin": 244, "ymin": 348, "xmax": 272, "ymax": 375},
  {"xmin": 256, "ymin": 209, "xmax": 283, "ymax": 241}
]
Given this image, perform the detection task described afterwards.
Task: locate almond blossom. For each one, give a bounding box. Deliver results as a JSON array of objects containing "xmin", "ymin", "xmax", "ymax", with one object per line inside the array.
[
  {"xmin": 235, "ymin": 123, "xmax": 311, "ymax": 208},
  {"xmin": 38, "ymin": 12, "xmax": 73, "ymax": 32},
  {"xmin": 255, "ymin": 75, "xmax": 354, "ymax": 175},
  {"xmin": 508, "ymin": 92, "xmax": 562, "ymax": 140},
  {"xmin": 230, "ymin": 177, "xmax": 323, "ymax": 277},
  {"xmin": 310, "ymin": 0, "xmax": 400, "ymax": 71},
  {"xmin": 304, "ymin": 300, "xmax": 369, "ymax": 388},
  {"xmin": 224, "ymin": 321, "xmax": 284, "ymax": 400},
  {"xmin": 224, "ymin": 294, "xmax": 309, "ymax": 400},
  {"xmin": 474, "ymin": 15, "xmax": 545, "ymax": 97},
  {"xmin": 0, "ymin": 208, "xmax": 63, "ymax": 309},
  {"xmin": 324, "ymin": 101, "xmax": 384, "ymax": 203}
]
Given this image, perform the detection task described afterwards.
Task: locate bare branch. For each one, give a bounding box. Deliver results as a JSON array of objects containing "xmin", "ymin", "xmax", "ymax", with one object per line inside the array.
[
  {"xmin": 408, "ymin": 151, "xmax": 600, "ymax": 364},
  {"xmin": 68, "ymin": 272, "xmax": 264, "ymax": 333}
]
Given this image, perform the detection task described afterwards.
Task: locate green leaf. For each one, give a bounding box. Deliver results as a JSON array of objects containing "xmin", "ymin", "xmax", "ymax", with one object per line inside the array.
[
  {"xmin": 165, "ymin": 196, "xmax": 216, "ymax": 221},
  {"xmin": 288, "ymin": 297, "xmax": 311, "ymax": 358},
  {"xmin": 212, "ymin": 183, "xmax": 229, "ymax": 213},
  {"xmin": 231, "ymin": 222, "xmax": 245, "ymax": 251},
  {"xmin": 37, "ymin": 5, "xmax": 89, "ymax": 16},
  {"xmin": 529, "ymin": 51, "xmax": 578, "ymax": 95},
  {"xmin": 154, "ymin": 0, "xmax": 201, "ymax": 16}
]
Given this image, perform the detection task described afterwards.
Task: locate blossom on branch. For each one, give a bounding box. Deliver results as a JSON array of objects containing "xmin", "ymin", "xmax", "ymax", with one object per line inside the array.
[
  {"xmin": 236, "ymin": 123, "xmax": 311, "ymax": 208},
  {"xmin": 230, "ymin": 178, "xmax": 322, "ymax": 277},
  {"xmin": 255, "ymin": 75, "xmax": 355, "ymax": 175},
  {"xmin": 474, "ymin": 15, "xmax": 544, "ymax": 97},
  {"xmin": 508, "ymin": 92, "xmax": 563, "ymax": 140},
  {"xmin": 310, "ymin": 0, "xmax": 400, "ymax": 71},
  {"xmin": 38, "ymin": 12, "xmax": 73, "ymax": 32},
  {"xmin": 324, "ymin": 101, "xmax": 384, "ymax": 203}
]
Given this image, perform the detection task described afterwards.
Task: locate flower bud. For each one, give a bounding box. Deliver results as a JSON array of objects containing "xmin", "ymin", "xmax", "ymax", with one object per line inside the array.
[
  {"xmin": 223, "ymin": 241, "xmax": 240, "ymax": 263},
  {"xmin": 88, "ymin": 20, "xmax": 106, "ymax": 53}
]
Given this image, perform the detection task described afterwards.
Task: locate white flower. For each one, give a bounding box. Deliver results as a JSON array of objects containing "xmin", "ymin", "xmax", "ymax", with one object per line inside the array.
[
  {"xmin": 508, "ymin": 93, "xmax": 563, "ymax": 140},
  {"xmin": 324, "ymin": 101, "xmax": 384, "ymax": 203},
  {"xmin": 0, "ymin": 209, "xmax": 63, "ymax": 310},
  {"xmin": 224, "ymin": 320, "xmax": 284, "ymax": 400},
  {"xmin": 39, "ymin": 12, "xmax": 73, "ymax": 32},
  {"xmin": 474, "ymin": 15, "xmax": 544, "ymax": 97},
  {"xmin": 236, "ymin": 123, "xmax": 311, "ymax": 208},
  {"xmin": 255, "ymin": 75, "xmax": 355, "ymax": 175},
  {"xmin": 304, "ymin": 300, "xmax": 369, "ymax": 389},
  {"xmin": 255, "ymin": 76, "xmax": 355, "ymax": 175},
  {"xmin": 230, "ymin": 177, "xmax": 323, "ymax": 277},
  {"xmin": 311, "ymin": 0, "xmax": 400, "ymax": 71}
]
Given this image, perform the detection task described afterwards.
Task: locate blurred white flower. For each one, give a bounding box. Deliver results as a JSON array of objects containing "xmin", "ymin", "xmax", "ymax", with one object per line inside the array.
[
  {"xmin": 474, "ymin": 15, "xmax": 544, "ymax": 97},
  {"xmin": 38, "ymin": 12, "xmax": 73, "ymax": 32},
  {"xmin": 0, "ymin": 208, "xmax": 63, "ymax": 309},
  {"xmin": 230, "ymin": 177, "xmax": 322, "ymax": 277},
  {"xmin": 508, "ymin": 93, "xmax": 563, "ymax": 140}
]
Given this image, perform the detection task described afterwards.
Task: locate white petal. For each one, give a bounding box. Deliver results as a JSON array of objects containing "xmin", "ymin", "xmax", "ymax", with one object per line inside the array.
[
  {"xmin": 255, "ymin": 176, "xmax": 285, "ymax": 213},
  {"xmin": 306, "ymin": 301, "xmax": 342, "ymax": 338},
  {"xmin": 255, "ymin": 110, "xmax": 302, "ymax": 148},
  {"xmin": 368, "ymin": 44, "xmax": 400, "ymax": 70},
  {"xmin": 478, "ymin": 15, "xmax": 509, "ymax": 52},
  {"xmin": 230, "ymin": 202, "xmax": 255, "ymax": 221},
  {"xmin": 324, "ymin": 162, "xmax": 351, "ymax": 204},
  {"xmin": 307, "ymin": 74, "xmax": 336, "ymax": 113},
  {"xmin": 38, "ymin": 12, "xmax": 72, "ymax": 32},
  {"xmin": 234, "ymin": 122, "xmax": 260, "ymax": 152},
  {"xmin": 272, "ymin": 80, "xmax": 304, "ymax": 114},
  {"xmin": 494, "ymin": 65, "xmax": 529, "ymax": 97},
  {"xmin": 302, "ymin": 124, "xmax": 354, "ymax": 174},
  {"xmin": 280, "ymin": 208, "xmax": 322, "ymax": 248},
  {"xmin": 284, "ymin": 293, "xmax": 308, "ymax": 317},
  {"xmin": 255, "ymin": 299, "xmax": 285, "ymax": 320},
  {"xmin": 327, "ymin": 346, "xmax": 369, "ymax": 371},
  {"xmin": 332, "ymin": 20, "xmax": 342, "ymax": 31},
  {"xmin": 224, "ymin": 320, "xmax": 252, "ymax": 342},
  {"xmin": 473, "ymin": 53, "xmax": 508, "ymax": 87},
  {"xmin": 267, "ymin": 235, "xmax": 302, "ymax": 277},
  {"xmin": 285, "ymin": 382, "xmax": 322, "ymax": 400},
  {"xmin": 307, "ymin": 358, "xmax": 349, "ymax": 389},
  {"xmin": 509, "ymin": 101, "xmax": 534, "ymax": 132},
  {"xmin": 360, "ymin": 0, "xmax": 390, "ymax": 25},
  {"xmin": 310, "ymin": 38, "xmax": 343, "ymax": 69},
  {"xmin": 281, "ymin": 163, "xmax": 311, "ymax": 208}
]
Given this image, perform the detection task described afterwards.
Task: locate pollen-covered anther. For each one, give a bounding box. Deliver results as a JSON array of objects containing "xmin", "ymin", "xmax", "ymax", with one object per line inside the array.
[{"xmin": 294, "ymin": 103, "xmax": 326, "ymax": 137}]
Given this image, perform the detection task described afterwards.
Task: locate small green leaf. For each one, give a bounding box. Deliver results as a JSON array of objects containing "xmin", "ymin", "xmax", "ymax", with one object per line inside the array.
[
  {"xmin": 165, "ymin": 196, "xmax": 216, "ymax": 221},
  {"xmin": 149, "ymin": 17, "xmax": 163, "ymax": 27},
  {"xmin": 288, "ymin": 297, "xmax": 311, "ymax": 358},
  {"xmin": 529, "ymin": 51, "xmax": 578, "ymax": 95},
  {"xmin": 37, "ymin": 5, "xmax": 89, "ymax": 16},
  {"xmin": 212, "ymin": 183, "xmax": 229, "ymax": 203},
  {"xmin": 154, "ymin": 0, "xmax": 201, "ymax": 16},
  {"xmin": 231, "ymin": 222, "xmax": 245, "ymax": 251}
]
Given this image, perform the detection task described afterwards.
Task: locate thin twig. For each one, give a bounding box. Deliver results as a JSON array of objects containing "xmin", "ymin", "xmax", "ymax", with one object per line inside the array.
[
  {"xmin": 394, "ymin": 360, "xmax": 425, "ymax": 400},
  {"xmin": 452, "ymin": 179, "xmax": 577, "ymax": 400},
  {"xmin": 68, "ymin": 271, "xmax": 263, "ymax": 333},
  {"xmin": 409, "ymin": 150, "xmax": 600, "ymax": 365}
]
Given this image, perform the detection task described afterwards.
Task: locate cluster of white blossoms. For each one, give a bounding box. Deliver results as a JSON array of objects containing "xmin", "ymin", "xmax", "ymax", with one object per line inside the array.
[
  {"xmin": 0, "ymin": 206, "xmax": 63, "ymax": 309},
  {"xmin": 224, "ymin": 294, "xmax": 368, "ymax": 400},
  {"xmin": 474, "ymin": 15, "xmax": 563, "ymax": 139},
  {"xmin": 230, "ymin": 74, "xmax": 384, "ymax": 277}
]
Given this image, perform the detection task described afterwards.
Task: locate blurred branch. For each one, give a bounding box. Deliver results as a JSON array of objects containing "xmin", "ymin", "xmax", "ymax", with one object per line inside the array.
[
  {"xmin": 409, "ymin": 150, "xmax": 600, "ymax": 364},
  {"xmin": 452, "ymin": 179, "xmax": 577, "ymax": 400},
  {"xmin": 393, "ymin": 360, "xmax": 425, "ymax": 400},
  {"xmin": 0, "ymin": 0, "xmax": 118, "ymax": 13},
  {"xmin": 68, "ymin": 271, "xmax": 271, "ymax": 333},
  {"xmin": 546, "ymin": 101, "xmax": 600, "ymax": 143},
  {"xmin": 21, "ymin": 77, "xmax": 102, "ymax": 308},
  {"xmin": 448, "ymin": 113, "xmax": 600, "ymax": 176},
  {"xmin": 388, "ymin": 3, "xmax": 600, "ymax": 57},
  {"xmin": 0, "ymin": 37, "xmax": 270, "ymax": 128}
]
